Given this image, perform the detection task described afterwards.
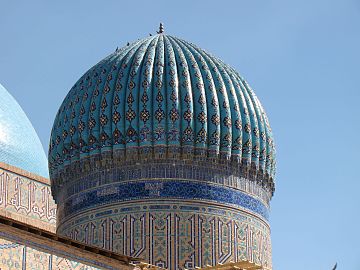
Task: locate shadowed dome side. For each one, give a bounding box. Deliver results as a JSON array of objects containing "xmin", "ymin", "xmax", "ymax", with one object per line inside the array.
[{"xmin": 0, "ymin": 83, "xmax": 48, "ymax": 177}]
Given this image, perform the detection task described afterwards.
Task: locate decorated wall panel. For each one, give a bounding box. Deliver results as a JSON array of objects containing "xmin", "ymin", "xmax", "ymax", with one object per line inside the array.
[
  {"xmin": 58, "ymin": 200, "xmax": 272, "ymax": 270},
  {"xmin": 0, "ymin": 237, "xmax": 101, "ymax": 270},
  {"xmin": 0, "ymin": 238, "xmax": 23, "ymax": 270},
  {"xmin": 0, "ymin": 167, "xmax": 56, "ymax": 232}
]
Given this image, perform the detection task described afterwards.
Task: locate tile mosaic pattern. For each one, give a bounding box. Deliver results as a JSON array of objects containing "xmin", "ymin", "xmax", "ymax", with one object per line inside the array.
[
  {"xmin": 25, "ymin": 247, "xmax": 50, "ymax": 270},
  {"xmin": 0, "ymin": 83, "xmax": 48, "ymax": 178},
  {"xmin": 52, "ymin": 255, "xmax": 99, "ymax": 270},
  {"xmin": 53, "ymin": 161, "xmax": 272, "ymax": 269},
  {"xmin": 49, "ymin": 33, "xmax": 276, "ymax": 196},
  {"xmin": 0, "ymin": 237, "xmax": 101, "ymax": 270},
  {"xmin": 58, "ymin": 201, "xmax": 272, "ymax": 270},
  {"xmin": 0, "ymin": 238, "xmax": 23, "ymax": 270},
  {"xmin": 58, "ymin": 160, "xmax": 272, "ymax": 206},
  {"xmin": 49, "ymin": 33, "xmax": 276, "ymax": 270},
  {"xmin": 0, "ymin": 167, "xmax": 56, "ymax": 231},
  {"xmin": 58, "ymin": 180, "xmax": 269, "ymax": 221}
]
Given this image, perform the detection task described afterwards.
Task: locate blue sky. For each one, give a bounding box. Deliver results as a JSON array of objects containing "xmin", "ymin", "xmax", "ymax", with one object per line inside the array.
[{"xmin": 1, "ymin": 1, "xmax": 359, "ymax": 269}]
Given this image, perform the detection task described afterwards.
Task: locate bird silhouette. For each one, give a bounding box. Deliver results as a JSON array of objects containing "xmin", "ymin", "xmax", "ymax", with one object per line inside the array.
[{"xmin": 332, "ymin": 263, "xmax": 337, "ymax": 270}]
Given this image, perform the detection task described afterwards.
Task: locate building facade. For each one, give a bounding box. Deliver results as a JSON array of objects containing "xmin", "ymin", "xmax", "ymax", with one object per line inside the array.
[
  {"xmin": 49, "ymin": 31, "xmax": 276, "ymax": 269},
  {"xmin": 0, "ymin": 28, "xmax": 276, "ymax": 270},
  {"xmin": 0, "ymin": 84, "xmax": 135, "ymax": 270}
]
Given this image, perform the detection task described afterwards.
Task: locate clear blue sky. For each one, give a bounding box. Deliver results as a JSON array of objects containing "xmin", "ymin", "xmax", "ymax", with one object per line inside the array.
[{"xmin": 1, "ymin": 1, "xmax": 359, "ymax": 269}]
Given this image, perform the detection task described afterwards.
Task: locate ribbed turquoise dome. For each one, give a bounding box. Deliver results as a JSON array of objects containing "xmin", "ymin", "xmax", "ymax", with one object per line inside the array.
[
  {"xmin": 49, "ymin": 33, "xmax": 277, "ymax": 268},
  {"xmin": 0, "ymin": 83, "xmax": 48, "ymax": 177},
  {"xmin": 49, "ymin": 34, "xmax": 275, "ymax": 194}
]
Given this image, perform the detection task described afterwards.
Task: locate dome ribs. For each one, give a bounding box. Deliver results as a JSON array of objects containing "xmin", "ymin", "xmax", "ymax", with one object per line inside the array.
[
  {"xmin": 93, "ymin": 59, "xmax": 117, "ymax": 158},
  {"xmin": 82, "ymin": 50, "xmax": 126, "ymax": 160},
  {"xmin": 163, "ymin": 36, "xmax": 181, "ymax": 158},
  {"xmin": 110, "ymin": 40, "xmax": 144, "ymax": 156},
  {"xmin": 124, "ymin": 37, "xmax": 154, "ymax": 161},
  {"xmin": 114, "ymin": 39, "xmax": 145, "ymax": 159},
  {"xmin": 214, "ymin": 63, "xmax": 243, "ymax": 162},
  {"xmin": 226, "ymin": 66, "xmax": 275, "ymax": 185},
  {"xmin": 59, "ymin": 78, "xmax": 82, "ymax": 169},
  {"xmin": 174, "ymin": 38, "xmax": 222, "ymax": 160},
  {"xmin": 49, "ymin": 34, "xmax": 276, "ymax": 199},
  {"xmin": 152, "ymin": 35, "xmax": 167, "ymax": 157},
  {"xmin": 76, "ymin": 69, "xmax": 95, "ymax": 160},
  {"xmin": 75, "ymin": 54, "xmax": 114, "ymax": 162},
  {"xmin": 167, "ymin": 36, "xmax": 195, "ymax": 159},
  {"xmin": 47, "ymin": 35, "xmax": 277, "ymax": 266},
  {"xmin": 97, "ymin": 59, "xmax": 119, "ymax": 161},
  {"xmin": 244, "ymin": 85, "xmax": 267, "ymax": 175},
  {"xmin": 239, "ymin": 81, "xmax": 260, "ymax": 168},
  {"xmin": 239, "ymin": 76, "xmax": 265, "ymax": 173},
  {"xmin": 181, "ymin": 39, "xmax": 238, "ymax": 161},
  {"xmin": 68, "ymin": 77, "xmax": 82, "ymax": 163},
  {"xmin": 220, "ymin": 64, "xmax": 252, "ymax": 168},
  {"xmin": 88, "ymin": 69, "xmax": 109, "ymax": 159},
  {"xmin": 171, "ymin": 37, "xmax": 208, "ymax": 156},
  {"xmin": 138, "ymin": 36, "xmax": 159, "ymax": 157},
  {"xmin": 234, "ymin": 70, "xmax": 276, "ymax": 182}
]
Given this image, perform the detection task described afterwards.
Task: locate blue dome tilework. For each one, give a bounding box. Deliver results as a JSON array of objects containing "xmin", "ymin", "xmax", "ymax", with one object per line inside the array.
[
  {"xmin": 0, "ymin": 83, "xmax": 48, "ymax": 177},
  {"xmin": 49, "ymin": 33, "xmax": 276, "ymax": 269},
  {"xmin": 61, "ymin": 180, "xmax": 270, "ymax": 221},
  {"xmin": 49, "ymin": 34, "xmax": 276, "ymax": 186}
]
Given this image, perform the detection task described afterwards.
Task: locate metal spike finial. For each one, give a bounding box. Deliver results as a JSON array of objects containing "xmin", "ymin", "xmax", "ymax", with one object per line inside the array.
[{"xmin": 157, "ymin": 23, "xmax": 164, "ymax": 34}]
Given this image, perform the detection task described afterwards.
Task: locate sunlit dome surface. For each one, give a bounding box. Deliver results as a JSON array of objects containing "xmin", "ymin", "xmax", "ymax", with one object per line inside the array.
[
  {"xmin": 0, "ymin": 83, "xmax": 48, "ymax": 177},
  {"xmin": 49, "ymin": 34, "xmax": 276, "ymax": 182}
]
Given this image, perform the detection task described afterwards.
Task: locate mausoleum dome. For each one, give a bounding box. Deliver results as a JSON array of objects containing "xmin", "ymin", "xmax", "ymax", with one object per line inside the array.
[
  {"xmin": 48, "ymin": 30, "xmax": 276, "ymax": 269},
  {"xmin": 49, "ymin": 33, "xmax": 276, "ymax": 197},
  {"xmin": 0, "ymin": 83, "xmax": 48, "ymax": 177}
]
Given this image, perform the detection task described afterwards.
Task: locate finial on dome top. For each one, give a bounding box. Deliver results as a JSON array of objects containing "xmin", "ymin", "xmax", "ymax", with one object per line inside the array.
[{"xmin": 157, "ymin": 23, "xmax": 164, "ymax": 34}]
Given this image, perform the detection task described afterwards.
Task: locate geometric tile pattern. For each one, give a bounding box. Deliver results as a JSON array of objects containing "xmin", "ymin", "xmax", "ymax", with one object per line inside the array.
[
  {"xmin": 59, "ymin": 180, "xmax": 269, "ymax": 221},
  {"xmin": 0, "ymin": 238, "xmax": 23, "ymax": 270},
  {"xmin": 58, "ymin": 200, "xmax": 272, "ymax": 270},
  {"xmin": 49, "ymin": 33, "xmax": 276, "ymax": 198},
  {"xmin": 0, "ymin": 167, "xmax": 56, "ymax": 231},
  {"xmin": 25, "ymin": 247, "xmax": 50, "ymax": 270},
  {"xmin": 57, "ymin": 160, "xmax": 272, "ymax": 205},
  {"xmin": 49, "ymin": 32, "xmax": 276, "ymax": 270},
  {"xmin": 52, "ymin": 254, "xmax": 99, "ymax": 270},
  {"xmin": 0, "ymin": 236, "xmax": 101, "ymax": 270}
]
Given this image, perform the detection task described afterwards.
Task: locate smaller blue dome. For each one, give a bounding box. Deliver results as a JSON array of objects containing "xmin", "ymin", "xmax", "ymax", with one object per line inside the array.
[{"xmin": 0, "ymin": 83, "xmax": 48, "ymax": 177}]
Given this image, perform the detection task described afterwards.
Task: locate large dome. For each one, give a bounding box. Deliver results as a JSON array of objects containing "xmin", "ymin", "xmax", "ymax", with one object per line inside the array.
[
  {"xmin": 0, "ymin": 83, "xmax": 48, "ymax": 177},
  {"xmin": 49, "ymin": 34, "xmax": 275, "ymax": 194},
  {"xmin": 49, "ymin": 31, "xmax": 276, "ymax": 269}
]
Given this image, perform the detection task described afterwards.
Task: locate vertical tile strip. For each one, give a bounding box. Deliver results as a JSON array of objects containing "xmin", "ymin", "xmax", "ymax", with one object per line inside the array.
[{"xmin": 22, "ymin": 246, "xmax": 26, "ymax": 270}]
